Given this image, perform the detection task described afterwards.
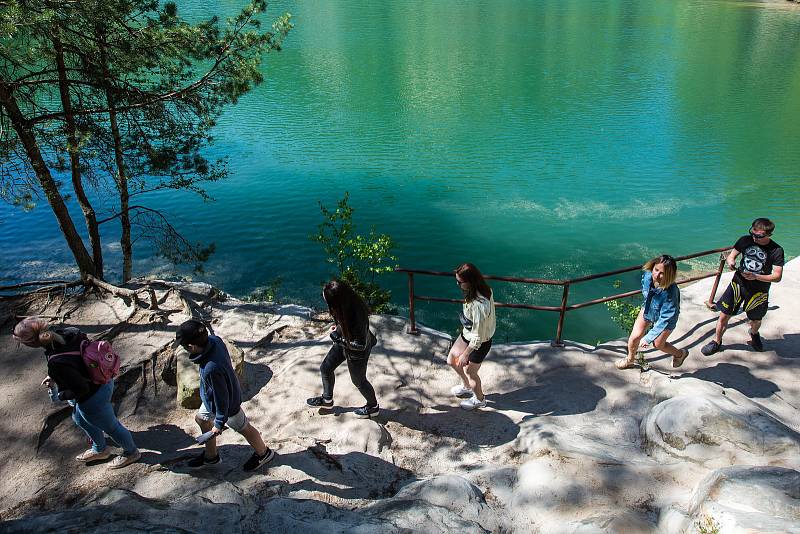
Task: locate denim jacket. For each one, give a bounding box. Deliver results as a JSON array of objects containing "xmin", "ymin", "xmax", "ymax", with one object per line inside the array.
[{"xmin": 641, "ymin": 271, "xmax": 680, "ymax": 344}]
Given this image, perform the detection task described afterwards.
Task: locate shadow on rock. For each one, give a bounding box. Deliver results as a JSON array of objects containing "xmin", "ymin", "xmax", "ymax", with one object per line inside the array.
[
  {"xmin": 242, "ymin": 361, "xmax": 272, "ymax": 402},
  {"xmin": 267, "ymin": 445, "xmax": 414, "ymax": 500},
  {"xmin": 133, "ymin": 424, "xmax": 198, "ymax": 467},
  {"xmin": 487, "ymin": 366, "xmax": 606, "ymax": 418},
  {"xmin": 763, "ymin": 333, "xmax": 800, "ymax": 359},
  {"xmin": 381, "ymin": 406, "xmax": 520, "ymax": 447},
  {"xmin": 674, "ymin": 363, "xmax": 779, "ymax": 398}
]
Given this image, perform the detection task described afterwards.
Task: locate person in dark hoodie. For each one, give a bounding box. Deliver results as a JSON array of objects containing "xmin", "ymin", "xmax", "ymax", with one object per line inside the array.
[
  {"xmin": 176, "ymin": 319, "xmax": 274, "ymax": 471},
  {"xmin": 13, "ymin": 317, "xmax": 140, "ymax": 468}
]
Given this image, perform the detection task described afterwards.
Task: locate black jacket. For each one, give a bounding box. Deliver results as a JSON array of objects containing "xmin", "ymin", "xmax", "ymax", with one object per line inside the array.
[
  {"xmin": 330, "ymin": 319, "xmax": 377, "ymax": 359},
  {"xmin": 45, "ymin": 327, "xmax": 99, "ymax": 403}
]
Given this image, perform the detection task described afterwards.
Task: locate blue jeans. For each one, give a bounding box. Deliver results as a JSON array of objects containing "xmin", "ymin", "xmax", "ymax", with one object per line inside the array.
[{"xmin": 72, "ymin": 381, "xmax": 137, "ymax": 454}]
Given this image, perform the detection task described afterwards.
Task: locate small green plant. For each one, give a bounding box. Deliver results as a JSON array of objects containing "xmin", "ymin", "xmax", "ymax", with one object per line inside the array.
[
  {"xmin": 635, "ymin": 351, "xmax": 650, "ymax": 371},
  {"xmin": 244, "ymin": 277, "xmax": 283, "ymax": 303},
  {"xmin": 606, "ymin": 279, "xmax": 641, "ymax": 334},
  {"xmin": 312, "ymin": 192, "xmax": 398, "ymax": 313},
  {"xmin": 695, "ymin": 514, "xmax": 721, "ymax": 534}
]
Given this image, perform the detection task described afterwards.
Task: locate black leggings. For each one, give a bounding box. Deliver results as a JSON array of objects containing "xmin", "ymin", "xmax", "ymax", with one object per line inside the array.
[{"xmin": 320, "ymin": 344, "xmax": 377, "ymax": 407}]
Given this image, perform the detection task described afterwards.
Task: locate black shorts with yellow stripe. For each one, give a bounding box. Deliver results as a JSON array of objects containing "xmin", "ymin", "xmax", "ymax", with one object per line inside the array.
[{"xmin": 715, "ymin": 280, "xmax": 769, "ymax": 320}]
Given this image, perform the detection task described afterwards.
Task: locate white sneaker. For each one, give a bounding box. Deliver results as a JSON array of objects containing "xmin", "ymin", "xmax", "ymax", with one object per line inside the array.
[
  {"xmin": 450, "ymin": 384, "xmax": 473, "ymax": 398},
  {"xmin": 76, "ymin": 448, "xmax": 112, "ymax": 462},
  {"xmin": 460, "ymin": 395, "xmax": 487, "ymax": 411}
]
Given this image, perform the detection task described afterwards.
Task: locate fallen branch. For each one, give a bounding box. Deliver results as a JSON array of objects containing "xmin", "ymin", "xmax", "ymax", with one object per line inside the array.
[
  {"xmin": 0, "ymin": 281, "xmax": 83, "ymax": 300},
  {"xmin": 0, "ymin": 280, "xmax": 79, "ymax": 291}
]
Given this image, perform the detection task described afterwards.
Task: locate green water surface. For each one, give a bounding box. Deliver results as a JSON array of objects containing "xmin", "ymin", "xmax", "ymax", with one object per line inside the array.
[{"xmin": 2, "ymin": 0, "xmax": 799, "ymax": 343}]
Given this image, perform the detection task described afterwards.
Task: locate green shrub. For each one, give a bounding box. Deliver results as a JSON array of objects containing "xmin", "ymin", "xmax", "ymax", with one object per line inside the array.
[
  {"xmin": 244, "ymin": 277, "xmax": 283, "ymax": 303},
  {"xmin": 312, "ymin": 193, "xmax": 398, "ymax": 313},
  {"xmin": 606, "ymin": 279, "xmax": 641, "ymax": 334}
]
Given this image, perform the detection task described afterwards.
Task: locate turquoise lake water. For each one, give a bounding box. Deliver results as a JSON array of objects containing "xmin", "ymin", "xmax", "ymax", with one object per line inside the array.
[{"xmin": 2, "ymin": 0, "xmax": 799, "ymax": 343}]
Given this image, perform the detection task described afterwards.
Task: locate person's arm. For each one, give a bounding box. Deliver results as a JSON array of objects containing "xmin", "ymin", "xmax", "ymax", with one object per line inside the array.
[
  {"xmin": 208, "ymin": 369, "xmax": 231, "ymax": 430},
  {"xmin": 743, "ymin": 264, "xmax": 783, "ymax": 284},
  {"xmin": 726, "ymin": 248, "xmax": 740, "ymax": 270},
  {"xmin": 49, "ymin": 362, "xmax": 90, "ymax": 401},
  {"xmin": 642, "ymin": 289, "xmax": 679, "ymax": 345},
  {"xmin": 344, "ymin": 318, "xmax": 370, "ymax": 351},
  {"xmin": 458, "ymin": 301, "xmax": 488, "ymax": 366}
]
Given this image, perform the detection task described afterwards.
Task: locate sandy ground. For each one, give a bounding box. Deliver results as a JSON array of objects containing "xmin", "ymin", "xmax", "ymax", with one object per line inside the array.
[{"xmin": 0, "ymin": 259, "xmax": 797, "ymax": 531}]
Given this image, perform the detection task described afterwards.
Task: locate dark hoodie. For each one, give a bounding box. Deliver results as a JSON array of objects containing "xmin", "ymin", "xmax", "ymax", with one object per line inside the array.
[
  {"xmin": 44, "ymin": 327, "xmax": 100, "ymax": 402},
  {"xmin": 190, "ymin": 335, "xmax": 242, "ymax": 430}
]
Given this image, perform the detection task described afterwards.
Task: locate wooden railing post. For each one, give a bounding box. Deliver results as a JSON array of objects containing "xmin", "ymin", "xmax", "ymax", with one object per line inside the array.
[
  {"xmin": 705, "ymin": 252, "xmax": 727, "ymax": 310},
  {"xmin": 552, "ymin": 283, "xmax": 570, "ymax": 347},
  {"xmin": 407, "ymin": 272, "xmax": 419, "ymax": 335}
]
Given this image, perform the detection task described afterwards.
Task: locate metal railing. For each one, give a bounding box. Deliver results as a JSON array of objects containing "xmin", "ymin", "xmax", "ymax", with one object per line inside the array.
[{"xmin": 396, "ymin": 246, "xmax": 732, "ymax": 346}]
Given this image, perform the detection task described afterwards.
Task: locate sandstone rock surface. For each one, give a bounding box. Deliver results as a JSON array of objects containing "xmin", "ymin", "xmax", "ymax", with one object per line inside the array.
[{"xmin": 1, "ymin": 260, "xmax": 799, "ymax": 532}]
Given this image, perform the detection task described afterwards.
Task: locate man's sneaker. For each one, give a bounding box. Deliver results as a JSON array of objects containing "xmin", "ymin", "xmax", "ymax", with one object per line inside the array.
[
  {"xmin": 187, "ymin": 451, "xmax": 221, "ymax": 468},
  {"xmin": 243, "ymin": 448, "xmax": 275, "ymax": 471},
  {"xmin": 701, "ymin": 340, "xmax": 721, "ymax": 356},
  {"xmin": 76, "ymin": 448, "xmax": 112, "ymax": 462},
  {"xmin": 460, "ymin": 395, "xmax": 487, "ymax": 411},
  {"xmin": 354, "ymin": 405, "xmax": 380, "ymax": 419},
  {"xmin": 307, "ymin": 396, "xmax": 334, "ymax": 407},
  {"xmin": 109, "ymin": 450, "xmax": 141, "ymax": 469},
  {"xmin": 749, "ymin": 332, "xmax": 764, "ymax": 352},
  {"xmin": 450, "ymin": 384, "xmax": 473, "ymax": 398}
]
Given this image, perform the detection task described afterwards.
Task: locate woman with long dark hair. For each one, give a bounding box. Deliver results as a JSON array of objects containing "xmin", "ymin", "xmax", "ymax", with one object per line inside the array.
[
  {"xmin": 307, "ymin": 279, "xmax": 379, "ymax": 418},
  {"xmin": 448, "ymin": 263, "xmax": 496, "ymax": 410}
]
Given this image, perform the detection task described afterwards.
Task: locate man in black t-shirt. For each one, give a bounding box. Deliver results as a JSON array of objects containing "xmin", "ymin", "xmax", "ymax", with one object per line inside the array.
[{"xmin": 702, "ymin": 218, "xmax": 785, "ymax": 355}]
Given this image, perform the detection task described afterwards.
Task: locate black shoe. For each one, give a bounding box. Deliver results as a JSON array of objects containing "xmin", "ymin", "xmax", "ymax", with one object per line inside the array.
[
  {"xmin": 701, "ymin": 340, "xmax": 721, "ymax": 356},
  {"xmin": 243, "ymin": 448, "xmax": 275, "ymax": 471},
  {"xmin": 307, "ymin": 396, "xmax": 334, "ymax": 407},
  {"xmin": 354, "ymin": 405, "xmax": 380, "ymax": 419},
  {"xmin": 187, "ymin": 452, "xmax": 220, "ymax": 468},
  {"xmin": 749, "ymin": 332, "xmax": 764, "ymax": 352}
]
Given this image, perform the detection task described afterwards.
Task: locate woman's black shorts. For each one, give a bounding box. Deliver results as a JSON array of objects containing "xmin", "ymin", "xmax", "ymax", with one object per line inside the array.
[{"xmin": 460, "ymin": 334, "xmax": 492, "ymax": 363}]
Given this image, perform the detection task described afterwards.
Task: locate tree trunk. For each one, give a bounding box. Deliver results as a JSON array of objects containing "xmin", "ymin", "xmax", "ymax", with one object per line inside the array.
[
  {"xmin": 0, "ymin": 85, "xmax": 96, "ymax": 277},
  {"xmin": 98, "ymin": 31, "xmax": 133, "ymax": 283},
  {"xmin": 53, "ymin": 35, "xmax": 104, "ymax": 279}
]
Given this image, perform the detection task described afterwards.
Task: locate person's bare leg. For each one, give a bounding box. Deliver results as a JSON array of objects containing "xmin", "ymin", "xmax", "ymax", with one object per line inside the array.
[
  {"xmin": 653, "ymin": 329, "xmax": 682, "ymax": 358},
  {"xmin": 465, "ymin": 363, "xmax": 483, "ymax": 401},
  {"xmin": 713, "ymin": 313, "xmax": 731, "ymax": 344},
  {"xmin": 239, "ymin": 423, "xmax": 267, "ymax": 456},
  {"xmin": 196, "ymin": 415, "xmax": 217, "ymax": 458},
  {"xmin": 621, "ymin": 308, "xmax": 648, "ymax": 367},
  {"xmin": 749, "ymin": 319, "xmax": 762, "ymax": 335},
  {"xmin": 447, "ymin": 336, "xmax": 470, "ymax": 388}
]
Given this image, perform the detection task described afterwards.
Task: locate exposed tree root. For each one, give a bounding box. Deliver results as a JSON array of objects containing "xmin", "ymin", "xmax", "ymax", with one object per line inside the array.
[{"xmin": 84, "ymin": 275, "xmax": 158, "ymax": 310}]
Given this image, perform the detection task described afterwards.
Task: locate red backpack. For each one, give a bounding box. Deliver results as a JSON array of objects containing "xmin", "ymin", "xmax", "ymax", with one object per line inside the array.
[{"xmin": 52, "ymin": 340, "xmax": 121, "ymax": 385}]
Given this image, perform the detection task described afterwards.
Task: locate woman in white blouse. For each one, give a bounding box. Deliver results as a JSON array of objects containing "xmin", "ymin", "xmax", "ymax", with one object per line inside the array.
[{"xmin": 447, "ymin": 263, "xmax": 496, "ymax": 410}]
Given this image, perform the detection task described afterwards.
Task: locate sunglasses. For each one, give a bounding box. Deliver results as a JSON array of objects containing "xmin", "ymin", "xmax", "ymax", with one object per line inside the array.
[
  {"xmin": 750, "ymin": 231, "xmax": 770, "ymax": 240},
  {"xmin": 455, "ymin": 278, "xmax": 468, "ymax": 285}
]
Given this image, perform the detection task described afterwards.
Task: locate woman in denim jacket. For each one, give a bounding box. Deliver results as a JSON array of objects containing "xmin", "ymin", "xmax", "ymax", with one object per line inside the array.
[{"xmin": 616, "ymin": 255, "xmax": 689, "ymax": 370}]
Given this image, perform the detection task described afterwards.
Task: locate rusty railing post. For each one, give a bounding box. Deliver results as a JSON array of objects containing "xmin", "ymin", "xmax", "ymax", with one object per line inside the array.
[
  {"xmin": 705, "ymin": 252, "xmax": 727, "ymax": 310},
  {"xmin": 552, "ymin": 283, "xmax": 570, "ymax": 347},
  {"xmin": 407, "ymin": 272, "xmax": 419, "ymax": 335}
]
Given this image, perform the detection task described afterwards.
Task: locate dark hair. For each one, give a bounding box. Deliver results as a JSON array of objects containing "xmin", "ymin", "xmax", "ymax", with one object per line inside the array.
[
  {"xmin": 176, "ymin": 319, "xmax": 209, "ymax": 347},
  {"xmin": 323, "ymin": 279, "xmax": 369, "ymax": 343},
  {"xmin": 643, "ymin": 254, "xmax": 678, "ymax": 288},
  {"xmin": 455, "ymin": 263, "xmax": 492, "ymax": 302},
  {"xmin": 752, "ymin": 218, "xmax": 775, "ymax": 234}
]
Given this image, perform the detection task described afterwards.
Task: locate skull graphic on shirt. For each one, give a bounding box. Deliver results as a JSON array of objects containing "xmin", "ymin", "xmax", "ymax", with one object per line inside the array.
[{"xmin": 742, "ymin": 245, "xmax": 767, "ymax": 273}]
